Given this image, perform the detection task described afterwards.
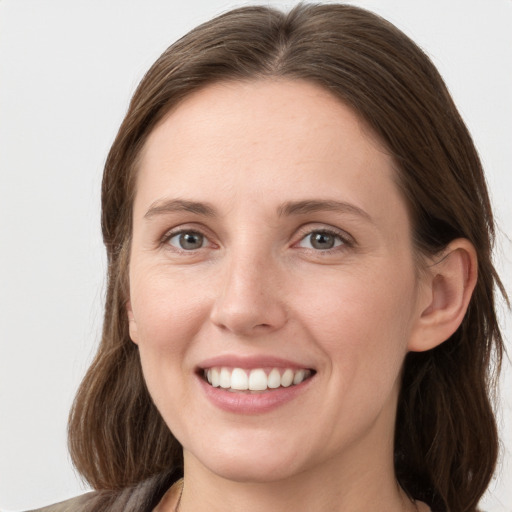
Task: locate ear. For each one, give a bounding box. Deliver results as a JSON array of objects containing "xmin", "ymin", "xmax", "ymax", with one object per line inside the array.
[
  {"xmin": 408, "ymin": 238, "xmax": 478, "ymax": 352},
  {"xmin": 126, "ymin": 300, "xmax": 139, "ymax": 345}
]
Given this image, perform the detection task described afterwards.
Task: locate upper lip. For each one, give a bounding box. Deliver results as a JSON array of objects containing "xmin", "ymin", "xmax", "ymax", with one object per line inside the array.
[{"xmin": 198, "ymin": 354, "xmax": 315, "ymax": 371}]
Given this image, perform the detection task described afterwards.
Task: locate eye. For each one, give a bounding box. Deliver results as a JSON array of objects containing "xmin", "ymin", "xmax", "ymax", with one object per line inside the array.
[
  {"xmin": 297, "ymin": 230, "xmax": 345, "ymax": 250},
  {"xmin": 166, "ymin": 231, "xmax": 207, "ymax": 250}
]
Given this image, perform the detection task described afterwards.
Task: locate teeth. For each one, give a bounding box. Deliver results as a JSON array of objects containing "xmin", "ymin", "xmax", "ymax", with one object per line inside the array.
[
  {"xmin": 248, "ymin": 369, "xmax": 267, "ymax": 391},
  {"xmin": 231, "ymin": 368, "xmax": 249, "ymax": 390},
  {"xmin": 219, "ymin": 368, "xmax": 231, "ymax": 389},
  {"xmin": 211, "ymin": 367, "xmax": 220, "ymax": 387},
  {"xmin": 204, "ymin": 367, "xmax": 311, "ymax": 391},
  {"xmin": 267, "ymin": 368, "xmax": 281, "ymax": 389},
  {"xmin": 281, "ymin": 369, "xmax": 294, "ymax": 387},
  {"xmin": 293, "ymin": 369, "xmax": 306, "ymax": 385}
]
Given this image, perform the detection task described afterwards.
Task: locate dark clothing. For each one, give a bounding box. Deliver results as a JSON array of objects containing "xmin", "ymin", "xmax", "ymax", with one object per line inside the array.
[{"xmin": 27, "ymin": 470, "xmax": 179, "ymax": 512}]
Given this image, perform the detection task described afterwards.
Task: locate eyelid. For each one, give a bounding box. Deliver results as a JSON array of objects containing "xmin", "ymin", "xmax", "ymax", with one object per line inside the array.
[
  {"xmin": 293, "ymin": 224, "xmax": 355, "ymax": 249},
  {"xmin": 160, "ymin": 224, "xmax": 216, "ymax": 250},
  {"xmin": 158, "ymin": 222, "xmax": 355, "ymax": 253}
]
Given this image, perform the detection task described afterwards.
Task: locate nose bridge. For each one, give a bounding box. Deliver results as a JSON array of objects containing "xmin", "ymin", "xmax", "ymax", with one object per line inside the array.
[{"xmin": 210, "ymin": 238, "xmax": 287, "ymax": 335}]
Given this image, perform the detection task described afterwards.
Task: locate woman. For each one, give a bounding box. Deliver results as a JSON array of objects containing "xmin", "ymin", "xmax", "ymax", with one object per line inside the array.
[{"xmin": 29, "ymin": 3, "xmax": 507, "ymax": 512}]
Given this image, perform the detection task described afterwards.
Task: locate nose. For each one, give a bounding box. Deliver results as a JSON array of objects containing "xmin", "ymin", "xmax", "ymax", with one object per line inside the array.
[{"xmin": 209, "ymin": 250, "xmax": 288, "ymax": 336}]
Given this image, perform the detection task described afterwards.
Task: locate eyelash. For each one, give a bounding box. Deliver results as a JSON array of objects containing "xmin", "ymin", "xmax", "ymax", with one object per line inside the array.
[
  {"xmin": 160, "ymin": 228, "xmax": 213, "ymax": 252},
  {"xmin": 160, "ymin": 226, "xmax": 354, "ymax": 254},
  {"xmin": 294, "ymin": 226, "xmax": 354, "ymax": 253}
]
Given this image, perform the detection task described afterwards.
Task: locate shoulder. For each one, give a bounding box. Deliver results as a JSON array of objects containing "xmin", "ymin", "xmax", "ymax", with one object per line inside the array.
[
  {"xmin": 25, "ymin": 469, "xmax": 181, "ymax": 512},
  {"xmin": 25, "ymin": 492, "xmax": 95, "ymax": 512}
]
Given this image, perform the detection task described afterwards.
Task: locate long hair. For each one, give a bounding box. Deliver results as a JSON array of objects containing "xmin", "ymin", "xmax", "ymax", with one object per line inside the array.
[{"xmin": 68, "ymin": 4, "xmax": 507, "ymax": 511}]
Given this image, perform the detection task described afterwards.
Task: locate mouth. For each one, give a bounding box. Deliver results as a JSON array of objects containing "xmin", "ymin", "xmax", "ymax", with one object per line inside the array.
[{"xmin": 200, "ymin": 366, "xmax": 315, "ymax": 393}]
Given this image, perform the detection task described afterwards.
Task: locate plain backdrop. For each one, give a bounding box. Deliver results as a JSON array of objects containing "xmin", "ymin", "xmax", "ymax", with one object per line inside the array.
[{"xmin": 0, "ymin": 0, "xmax": 510, "ymax": 510}]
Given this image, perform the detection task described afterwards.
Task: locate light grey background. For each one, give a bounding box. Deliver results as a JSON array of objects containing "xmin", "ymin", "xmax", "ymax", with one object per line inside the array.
[{"xmin": 0, "ymin": 1, "xmax": 510, "ymax": 510}]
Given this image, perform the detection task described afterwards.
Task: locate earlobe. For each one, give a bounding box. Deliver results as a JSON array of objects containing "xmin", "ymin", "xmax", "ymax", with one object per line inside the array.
[
  {"xmin": 408, "ymin": 239, "xmax": 478, "ymax": 352},
  {"xmin": 126, "ymin": 300, "xmax": 139, "ymax": 345}
]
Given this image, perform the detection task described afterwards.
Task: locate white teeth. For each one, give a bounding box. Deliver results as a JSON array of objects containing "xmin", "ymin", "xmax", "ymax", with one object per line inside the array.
[
  {"xmin": 211, "ymin": 367, "xmax": 220, "ymax": 387},
  {"xmin": 281, "ymin": 369, "xmax": 294, "ymax": 387},
  {"xmin": 204, "ymin": 367, "xmax": 312, "ymax": 391},
  {"xmin": 293, "ymin": 369, "xmax": 306, "ymax": 385},
  {"xmin": 231, "ymin": 368, "xmax": 249, "ymax": 390},
  {"xmin": 267, "ymin": 368, "xmax": 281, "ymax": 389},
  {"xmin": 249, "ymin": 369, "xmax": 267, "ymax": 391},
  {"xmin": 219, "ymin": 367, "xmax": 231, "ymax": 389}
]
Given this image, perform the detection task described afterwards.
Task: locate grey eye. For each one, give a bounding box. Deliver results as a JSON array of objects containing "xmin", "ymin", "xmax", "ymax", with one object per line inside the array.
[
  {"xmin": 168, "ymin": 231, "xmax": 205, "ymax": 250},
  {"xmin": 299, "ymin": 231, "xmax": 343, "ymax": 250}
]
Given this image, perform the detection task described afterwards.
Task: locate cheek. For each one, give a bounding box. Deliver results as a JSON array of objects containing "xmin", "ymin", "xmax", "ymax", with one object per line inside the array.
[
  {"xmin": 294, "ymin": 264, "xmax": 417, "ymax": 380},
  {"xmin": 297, "ymin": 261, "xmax": 416, "ymax": 334},
  {"xmin": 128, "ymin": 267, "xmax": 213, "ymax": 411},
  {"xmin": 130, "ymin": 268, "xmax": 207, "ymax": 347},
  {"xmin": 128, "ymin": 269, "xmax": 207, "ymax": 430}
]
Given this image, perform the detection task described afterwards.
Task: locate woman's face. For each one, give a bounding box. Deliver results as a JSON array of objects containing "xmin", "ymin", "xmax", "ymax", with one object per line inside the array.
[{"xmin": 128, "ymin": 80, "xmax": 427, "ymax": 483}]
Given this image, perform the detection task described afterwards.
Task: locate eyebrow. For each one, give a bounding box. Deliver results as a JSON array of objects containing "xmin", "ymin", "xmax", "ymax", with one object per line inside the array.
[
  {"xmin": 277, "ymin": 199, "xmax": 372, "ymax": 222},
  {"xmin": 144, "ymin": 197, "xmax": 372, "ymax": 223},
  {"xmin": 144, "ymin": 199, "xmax": 217, "ymax": 219}
]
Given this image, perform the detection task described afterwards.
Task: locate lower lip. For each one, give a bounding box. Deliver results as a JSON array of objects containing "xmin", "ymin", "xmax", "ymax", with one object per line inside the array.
[{"xmin": 197, "ymin": 374, "xmax": 314, "ymax": 414}]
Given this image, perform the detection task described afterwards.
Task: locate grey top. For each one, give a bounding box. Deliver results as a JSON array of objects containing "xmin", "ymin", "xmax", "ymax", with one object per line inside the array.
[
  {"xmin": 27, "ymin": 493, "xmax": 94, "ymax": 512},
  {"xmin": 26, "ymin": 470, "xmax": 179, "ymax": 512}
]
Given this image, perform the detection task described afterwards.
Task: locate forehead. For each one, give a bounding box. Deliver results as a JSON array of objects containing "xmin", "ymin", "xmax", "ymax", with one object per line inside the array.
[
  {"xmin": 144, "ymin": 79, "xmax": 384, "ymax": 154},
  {"xmin": 138, "ymin": 80, "xmax": 392, "ymax": 186},
  {"xmin": 134, "ymin": 79, "xmax": 407, "ymax": 231}
]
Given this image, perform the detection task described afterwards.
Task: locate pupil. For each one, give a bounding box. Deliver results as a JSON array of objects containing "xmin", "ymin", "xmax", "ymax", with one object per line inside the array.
[
  {"xmin": 180, "ymin": 232, "xmax": 203, "ymax": 249},
  {"xmin": 312, "ymin": 232, "xmax": 334, "ymax": 249}
]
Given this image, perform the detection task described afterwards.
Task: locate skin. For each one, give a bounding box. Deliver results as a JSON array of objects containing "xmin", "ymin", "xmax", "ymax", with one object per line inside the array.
[{"xmin": 127, "ymin": 80, "xmax": 475, "ymax": 511}]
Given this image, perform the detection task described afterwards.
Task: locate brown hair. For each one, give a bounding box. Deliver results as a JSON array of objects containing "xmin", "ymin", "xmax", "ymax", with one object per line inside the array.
[{"xmin": 68, "ymin": 4, "xmax": 507, "ymax": 511}]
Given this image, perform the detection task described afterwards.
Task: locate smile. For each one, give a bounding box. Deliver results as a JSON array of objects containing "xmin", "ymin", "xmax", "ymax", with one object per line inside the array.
[{"xmin": 203, "ymin": 367, "xmax": 313, "ymax": 392}]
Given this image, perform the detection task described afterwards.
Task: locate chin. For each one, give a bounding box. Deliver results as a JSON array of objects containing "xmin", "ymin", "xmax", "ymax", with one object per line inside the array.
[
  {"xmin": 184, "ymin": 434, "xmax": 310, "ymax": 484},
  {"xmin": 202, "ymin": 455, "xmax": 303, "ymax": 484}
]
